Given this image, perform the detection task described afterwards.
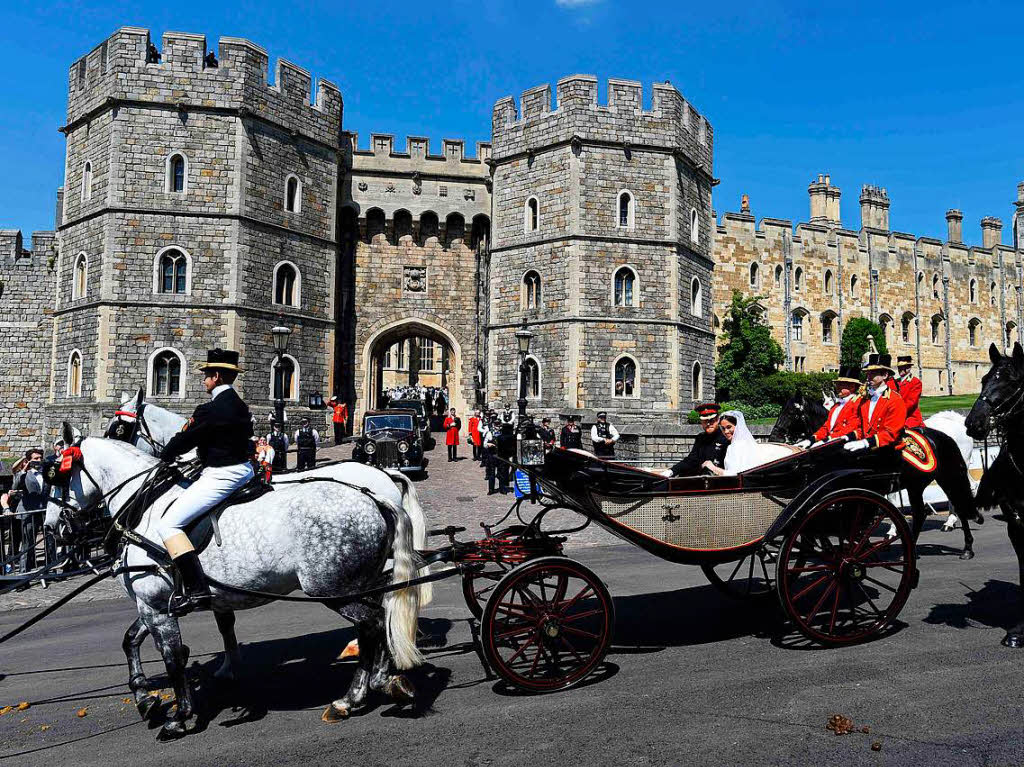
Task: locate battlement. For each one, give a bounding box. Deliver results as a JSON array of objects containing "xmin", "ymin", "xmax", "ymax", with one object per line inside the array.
[
  {"xmin": 0, "ymin": 229, "xmax": 53, "ymax": 268},
  {"xmin": 490, "ymin": 76, "xmax": 712, "ymax": 170},
  {"xmin": 66, "ymin": 28, "xmax": 342, "ymax": 146},
  {"xmin": 345, "ymin": 133, "xmax": 491, "ymax": 174}
]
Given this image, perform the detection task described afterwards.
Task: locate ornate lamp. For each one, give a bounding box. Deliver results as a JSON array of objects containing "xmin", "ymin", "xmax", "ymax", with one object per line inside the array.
[{"xmin": 271, "ymin": 325, "xmax": 292, "ymax": 426}]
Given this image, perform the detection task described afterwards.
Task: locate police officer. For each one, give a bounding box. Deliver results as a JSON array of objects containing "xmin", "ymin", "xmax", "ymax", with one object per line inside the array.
[
  {"xmin": 294, "ymin": 416, "xmax": 320, "ymax": 472},
  {"xmin": 670, "ymin": 403, "xmax": 729, "ymax": 476},
  {"xmin": 267, "ymin": 420, "xmax": 289, "ymax": 474},
  {"xmin": 590, "ymin": 412, "xmax": 620, "ymax": 458},
  {"xmin": 159, "ymin": 349, "xmax": 255, "ymax": 616},
  {"xmin": 559, "ymin": 415, "xmax": 583, "ymax": 450}
]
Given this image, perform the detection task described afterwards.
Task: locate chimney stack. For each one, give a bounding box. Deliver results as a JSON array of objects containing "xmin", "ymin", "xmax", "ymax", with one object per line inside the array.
[
  {"xmin": 945, "ymin": 209, "xmax": 963, "ymax": 244},
  {"xmin": 808, "ymin": 174, "xmax": 841, "ymax": 226},
  {"xmin": 981, "ymin": 216, "xmax": 1002, "ymax": 249},
  {"xmin": 1015, "ymin": 183, "xmax": 1024, "ymax": 250},
  {"xmin": 859, "ymin": 185, "xmax": 890, "ymax": 231}
]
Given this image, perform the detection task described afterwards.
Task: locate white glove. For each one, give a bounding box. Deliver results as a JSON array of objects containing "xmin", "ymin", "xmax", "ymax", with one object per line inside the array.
[
  {"xmin": 810, "ymin": 440, "xmax": 824, "ymax": 449},
  {"xmin": 794, "ymin": 439, "xmax": 812, "ymax": 449},
  {"xmin": 843, "ymin": 439, "xmax": 870, "ymax": 452}
]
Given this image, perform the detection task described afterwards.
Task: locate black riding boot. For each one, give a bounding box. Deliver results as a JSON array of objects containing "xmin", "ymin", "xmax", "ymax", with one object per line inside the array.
[{"xmin": 169, "ymin": 551, "xmax": 212, "ymax": 617}]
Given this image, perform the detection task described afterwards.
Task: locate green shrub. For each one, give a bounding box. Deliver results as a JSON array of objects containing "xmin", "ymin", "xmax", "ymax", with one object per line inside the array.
[{"xmin": 841, "ymin": 317, "xmax": 887, "ymax": 367}]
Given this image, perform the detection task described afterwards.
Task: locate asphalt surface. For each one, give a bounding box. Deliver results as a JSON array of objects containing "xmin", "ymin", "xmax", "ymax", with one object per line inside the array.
[{"xmin": 2, "ymin": 510, "xmax": 1023, "ymax": 766}]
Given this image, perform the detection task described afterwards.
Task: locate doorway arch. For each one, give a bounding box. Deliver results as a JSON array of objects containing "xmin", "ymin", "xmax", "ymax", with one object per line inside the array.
[{"xmin": 361, "ymin": 317, "xmax": 465, "ymax": 426}]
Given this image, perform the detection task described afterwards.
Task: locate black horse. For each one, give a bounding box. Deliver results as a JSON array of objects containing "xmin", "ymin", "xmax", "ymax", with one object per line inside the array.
[
  {"xmin": 771, "ymin": 392, "xmax": 981, "ymax": 559},
  {"xmin": 966, "ymin": 342, "xmax": 1024, "ymax": 648}
]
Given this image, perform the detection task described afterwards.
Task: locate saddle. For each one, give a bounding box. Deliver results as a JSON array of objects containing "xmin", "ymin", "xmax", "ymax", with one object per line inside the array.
[{"xmin": 182, "ymin": 476, "xmax": 274, "ymax": 554}]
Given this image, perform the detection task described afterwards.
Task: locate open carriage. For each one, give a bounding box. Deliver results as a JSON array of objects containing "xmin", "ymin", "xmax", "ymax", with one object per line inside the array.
[{"xmin": 437, "ymin": 441, "xmax": 918, "ymax": 693}]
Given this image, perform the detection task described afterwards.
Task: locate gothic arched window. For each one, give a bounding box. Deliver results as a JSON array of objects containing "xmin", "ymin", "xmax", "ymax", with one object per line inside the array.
[
  {"xmin": 524, "ymin": 356, "xmax": 540, "ymax": 399},
  {"xmin": 525, "ymin": 197, "xmax": 539, "ymax": 233},
  {"xmin": 522, "ymin": 270, "xmax": 542, "ymax": 310},
  {"xmin": 150, "ymin": 349, "xmax": 183, "ymax": 397},
  {"xmin": 67, "ymin": 350, "xmax": 83, "ymax": 397},
  {"xmin": 158, "ymin": 249, "xmax": 188, "ymax": 294},
  {"xmin": 614, "ymin": 267, "xmax": 637, "ymax": 307},
  {"xmin": 618, "ymin": 191, "xmax": 634, "ymax": 229},
  {"xmin": 285, "ymin": 175, "xmax": 301, "ymax": 213},
  {"xmin": 273, "ymin": 262, "xmax": 300, "ymax": 307},
  {"xmin": 168, "ymin": 154, "xmax": 186, "ymax": 193},
  {"xmin": 72, "ymin": 253, "xmax": 87, "ymax": 300},
  {"xmin": 690, "ymin": 277, "xmax": 702, "ymax": 317},
  {"xmin": 613, "ymin": 356, "xmax": 637, "ymax": 398}
]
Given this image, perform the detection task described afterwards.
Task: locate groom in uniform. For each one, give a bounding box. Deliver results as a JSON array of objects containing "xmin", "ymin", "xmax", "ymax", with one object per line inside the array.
[{"xmin": 670, "ymin": 403, "xmax": 729, "ymax": 476}]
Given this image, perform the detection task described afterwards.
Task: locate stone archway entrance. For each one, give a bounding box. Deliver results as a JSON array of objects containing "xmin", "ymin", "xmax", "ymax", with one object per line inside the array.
[{"xmin": 362, "ymin": 319, "xmax": 465, "ymax": 430}]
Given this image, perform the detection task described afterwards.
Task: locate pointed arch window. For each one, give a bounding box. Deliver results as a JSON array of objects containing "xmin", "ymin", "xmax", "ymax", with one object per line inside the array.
[
  {"xmin": 271, "ymin": 354, "xmax": 299, "ymax": 401},
  {"xmin": 613, "ymin": 356, "xmax": 637, "ymax": 398},
  {"xmin": 821, "ymin": 311, "xmax": 837, "ymax": 344},
  {"xmin": 1007, "ymin": 322, "xmax": 1018, "ymax": 348},
  {"xmin": 791, "ymin": 309, "xmax": 806, "ymax": 342},
  {"xmin": 618, "ymin": 190, "xmax": 634, "ymax": 229},
  {"xmin": 990, "ymin": 281, "xmax": 997, "ymax": 307},
  {"xmin": 901, "ymin": 312, "xmax": 915, "ymax": 344},
  {"xmin": 614, "ymin": 267, "xmax": 637, "ymax": 307},
  {"xmin": 67, "ymin": 350, "xmax": 83, "ymax": 397},
  {"xmin": 749, "ymin": 262, "xmax": 759, "ymax": 288},
  {"xmin": 968, "ymin": 318, "xmax": 981, "ymax": 347},
  {"xmin": 690, "ymin": 277, "xmax": 703, "ymax": 317},
  {"xmin": 850, "ymin": 274, "xmax": 859, "ymax": 296},
  {"xmin": 794, "ymin": 266, "xmax": 803, "ymax": 291},
  {"xmin": 932, "ymin": 273, "xmax": 940, "ymax": 299},
  {"xmin": 969, "ymin": 278, "xmax": 977, "ymax": 304},
  {"xmin": 879, "ymin": 314, "xmax": 893, "ymax": 344},
  {"xmin": 522, "ymin": 270, "xmax": 542, "ymax": 310},
  {"xmin": 824, "ymin": 269, "xmax": 833, "ymax": 295},
  {"xmin": 167, "ymin": 153, "xmax": 187, "ymax": 194},
  {"xmin": 691, "ymin": 360, "xmax": 703, "ymax": 402},
  {"xmin": 157, "ymin": 249, "xmax": 188, "ymax": 294},
  {"xmin": 72, "ymin": 253, "xmax": 87, "ymax": 299},
  {"xmin": 525, "ymin": 197, "xmax": 540, "ymax": 233},
  {"xmin": 273, "ymin": 262, "xmax": 300, "ymax": 307},
  {"xmin": 523, "ymin": 356, "xmax": 540, "ymax": 399},
  {"xmin": 931, "ymin": 314, "xmax": 944, "ymax": 345},
  {"xmin": 689, "ymin": 208, "xmax": 699, "ymax": 244},
  {"xmin": 774, "ymin": 264, "xmax": 783, "ymax": 287},
  {"xmin": 285, "ymin": 175, "xmax": 301, "ymax": 213}
]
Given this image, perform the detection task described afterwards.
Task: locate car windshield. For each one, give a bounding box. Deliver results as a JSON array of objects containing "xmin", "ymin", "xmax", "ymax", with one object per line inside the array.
[{"xmin": 365, "ymin": 415, "xmax": 414, "ymax": 433}]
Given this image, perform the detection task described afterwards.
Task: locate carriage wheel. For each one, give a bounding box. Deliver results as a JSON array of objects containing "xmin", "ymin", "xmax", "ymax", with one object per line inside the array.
[
  {"xmin": 777, "ymin": 491, "xmax": 915, "ymax": 646},
  {"xmin": 481, "ymin": 556, "xmax": 614, "ymax": 692},
  {"xmin": 701, "ymin": 545, "xmax": 777, "ymax": 600},
  {"xmin": 462, "ymin": 563, "xmax": 512, "ymax": 618}
]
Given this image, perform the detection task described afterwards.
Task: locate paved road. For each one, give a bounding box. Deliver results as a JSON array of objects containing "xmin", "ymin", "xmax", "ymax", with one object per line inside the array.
[{"xmin": 2, "ymin": 511, "xmax": 1023, "ymax": 766}]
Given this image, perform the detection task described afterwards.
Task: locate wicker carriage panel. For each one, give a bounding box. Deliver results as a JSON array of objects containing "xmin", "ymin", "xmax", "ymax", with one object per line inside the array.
[{"xmin": 587, "ymin": 491, "xmax": 784, "ymax": 551}]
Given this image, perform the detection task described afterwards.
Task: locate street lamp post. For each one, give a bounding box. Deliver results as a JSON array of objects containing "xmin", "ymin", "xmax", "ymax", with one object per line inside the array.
[
  {"xmin": 271, "ymin": 325, "xmax": 292, "ymax": 427},
  {"xmin": 514, "ymin": 323, "xmax": 534, "ymax": 420}
]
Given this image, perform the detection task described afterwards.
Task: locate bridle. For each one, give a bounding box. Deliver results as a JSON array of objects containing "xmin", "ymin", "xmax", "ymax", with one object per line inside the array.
[{"xmin": 106, "ymin": 400, "xmax": 165, "ymax": 453}]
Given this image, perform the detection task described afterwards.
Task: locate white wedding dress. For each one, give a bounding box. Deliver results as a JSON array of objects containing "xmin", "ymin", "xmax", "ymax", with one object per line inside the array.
[{"xmin": 722, "ymin": 411, "xmax": 761, "ymax": 475}]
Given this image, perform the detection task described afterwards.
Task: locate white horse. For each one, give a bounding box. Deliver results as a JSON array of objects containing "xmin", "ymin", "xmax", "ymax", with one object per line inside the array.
[{"xmin": 45, "ymin": 431, "xmax": 423, "ymax": 738}]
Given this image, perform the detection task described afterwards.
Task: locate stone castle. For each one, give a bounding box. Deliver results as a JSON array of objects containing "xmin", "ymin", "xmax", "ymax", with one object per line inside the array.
[{"xmin": 0, "ymin": 27, "xmax": 1021, "ymax": 459}]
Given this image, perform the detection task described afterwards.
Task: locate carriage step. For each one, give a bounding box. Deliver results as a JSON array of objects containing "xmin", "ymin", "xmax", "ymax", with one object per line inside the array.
[{"xmin": 429, "ymin": 525, "xmax": 466, "ymax": 537}]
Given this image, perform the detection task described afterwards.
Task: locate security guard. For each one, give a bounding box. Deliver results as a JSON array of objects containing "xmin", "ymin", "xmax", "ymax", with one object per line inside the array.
[
  {"xmin": 159, "ymin": 349, "xmax": 255, "ymax": 616},
  {"xmin": 590, "ymin": 411, "xmax": 620, "ymax": 458},
  {"xmin": 294, "ymin": 416, "xmax": 320, "ymax": 471}
]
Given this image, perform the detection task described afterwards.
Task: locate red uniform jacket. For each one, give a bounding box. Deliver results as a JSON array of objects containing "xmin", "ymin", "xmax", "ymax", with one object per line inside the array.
[
  {"xmin": 331, "ymin": 403, "xmax": 348, "ymax": 425},
  {"xmin": 443, "ymin": 416, "xmax": 461, "ymax": 446},
  {"xmin": 897, "ymin": 374, "xmax": 924, "ymax": 428},
  {"xmin": 856, "ymin": 388, "xmax": 907, "ymax": 449},
  {"xmin": 468, "ymin": 416, "xmax": 482, "ymax": 446},
  {"xmin": 813, "ymin": 395, "xmax": 862, "ymax": 442}
]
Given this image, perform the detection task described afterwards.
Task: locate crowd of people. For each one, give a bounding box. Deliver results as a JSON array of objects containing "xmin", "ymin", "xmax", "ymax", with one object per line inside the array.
[{"xmin": 380, "ymin": 385, "xmax": 449, "ymax": 416}]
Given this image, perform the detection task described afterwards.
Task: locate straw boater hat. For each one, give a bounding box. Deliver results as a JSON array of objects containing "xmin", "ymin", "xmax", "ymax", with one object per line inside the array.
[
  {"xmin": 896, "ymin": 355, "xmax": 913, "ymax": 369},
  {"xmin": 834, "ymin": 365, "xmax": 862, "ymax": 387},
  {"xmin": 198, "ymin": 348, "xmax": 243, "ymax": 373},
  {"xmin": 863, "ymin": 353, "xmax": 895, "ymax": 376},
  {"xmin": 696, "ymin": 402, "xmax": 721, "ymax": 421}
]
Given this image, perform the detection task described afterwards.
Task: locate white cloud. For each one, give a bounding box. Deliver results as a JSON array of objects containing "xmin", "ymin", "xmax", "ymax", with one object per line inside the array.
[{"xmin": 556, "ymin": 0, "xmax": 602, "ymax": 7}]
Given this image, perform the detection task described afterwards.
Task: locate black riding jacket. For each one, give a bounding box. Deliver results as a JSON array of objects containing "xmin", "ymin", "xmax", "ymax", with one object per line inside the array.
[{"xmin": 161, "ymin": 387, "xmax": 254, "ymax": 467}]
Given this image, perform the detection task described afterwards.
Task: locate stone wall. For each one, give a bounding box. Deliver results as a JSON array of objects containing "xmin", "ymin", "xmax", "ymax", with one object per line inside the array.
[{"xmin": 0, "ymin": 232, "xmax": 58, "ymax": 459}]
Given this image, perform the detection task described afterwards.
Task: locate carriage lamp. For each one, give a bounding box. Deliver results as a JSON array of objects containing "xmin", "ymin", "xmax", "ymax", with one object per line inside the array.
[
  {"xmin": 308, "ymin": 391, "xmax": 325, "ymax": 409},
  {"xmin": 271, "ymin": 325, "xmax": 292, "ymax": 427}
]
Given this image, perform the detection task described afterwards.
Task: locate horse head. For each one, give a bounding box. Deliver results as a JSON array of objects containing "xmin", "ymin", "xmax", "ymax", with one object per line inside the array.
[
  {"xmin": 43, "ymin": 423, "xmax": 96, "ymax": 542},
  {"xmin": 769, "ymin": 393, "xmax": 829, "ymax": 444},
  {"xmin": 966, "ymin": 342, "xmax": 1024, "ymax": 439}
]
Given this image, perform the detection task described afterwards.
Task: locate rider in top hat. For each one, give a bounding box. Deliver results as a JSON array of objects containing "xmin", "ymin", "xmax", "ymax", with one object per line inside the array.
[
  {"xmin": 844, "ymin": 353, "xmax": 906, "ymax": 453},
  {"xmin": 796, "ymin": 366, "xmax": 864, "ymax": 447},
  {"xmin": 158, "ymin": 349, "xmax": 255, "ymax": 615},
  {"xmin": 895, "ymin": 354, "xmax": 925, "ymax": 429},
  {"xmin": 670, "ymin": 403, "xmax": 729, "ymax": 476}
]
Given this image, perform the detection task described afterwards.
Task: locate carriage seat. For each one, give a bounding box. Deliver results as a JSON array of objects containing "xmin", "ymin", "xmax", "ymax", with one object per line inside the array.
[{"xmin": 182, "ymin": 475, "xmax": 274, "ymax": 553}]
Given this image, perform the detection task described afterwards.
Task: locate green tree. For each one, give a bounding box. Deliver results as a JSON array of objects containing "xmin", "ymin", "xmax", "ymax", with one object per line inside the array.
[
  {"xmin": 715, "ymin": 291, "xmax": 784, "ymax": 401},
  {"xmin": 840, "ymin": 317, "xmax": 887, "ymax": 367}
]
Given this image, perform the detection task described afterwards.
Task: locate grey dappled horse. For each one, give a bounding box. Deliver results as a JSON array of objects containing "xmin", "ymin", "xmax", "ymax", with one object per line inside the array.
[{"xmin": 45, "ymin": 434, "xmax": 423, "ymax": 739}]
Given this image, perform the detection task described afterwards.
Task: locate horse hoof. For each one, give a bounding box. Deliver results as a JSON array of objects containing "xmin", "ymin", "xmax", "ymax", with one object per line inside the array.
[
  {"xmin": 156, "ymin": 720, "xmax": 188, "ymax": 741},
  {"xmin": 321, "ymin": 703, "xmax": 350, "ymax": 723},
  {"xmin": 976, "ymin": 512, "xmax": 985, "ymax": 525},
  {"xmin": 213, "ymin": 665, "xmax": 237, "ymax": 684},
  {"xmin": 136, "ymin": 695, "xmax": 159, "ymax": 721},
  {"xmin": 959, "ymin": 549, "xmax": 975, "ymax": 561},
  {"xmin": 384, "ymin": 675, "xmax": 416, "ymax": 704},
  {"xmin": 1001, "ymin": 633, "xmax": 1024, "ymax": 649}
]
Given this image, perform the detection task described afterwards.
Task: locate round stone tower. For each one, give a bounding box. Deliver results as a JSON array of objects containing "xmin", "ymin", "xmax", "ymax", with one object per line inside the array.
[{"xmin": 488, "ymin": 76, "xmax": 716, "ymax": 423}]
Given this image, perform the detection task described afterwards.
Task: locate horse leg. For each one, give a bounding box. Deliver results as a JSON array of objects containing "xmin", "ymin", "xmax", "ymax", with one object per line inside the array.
[
  {"xmin": 213, "ymin": 610, "xmax": 242, "ymax": 683},
  {"xmin": 123, "ymin": 616, "xmax": 158, "ymax": 721},
  {"xmin": 142, "ymin": 607, "xmax": 195, "ymax": 740},
  {"xmin": 1002, "ymin": 510, "xmax": 1024, "ymax": 648},
  {"xmin": 321, "ymin": 604, "xmax": 379, "ymax": 722},
  {"xmin": 957, "ymin": 515, "xmax": 975, "ymax": 561},
  {"xmin": 368, "ymin": 630, "xmax": 416, "ymax": 705}
]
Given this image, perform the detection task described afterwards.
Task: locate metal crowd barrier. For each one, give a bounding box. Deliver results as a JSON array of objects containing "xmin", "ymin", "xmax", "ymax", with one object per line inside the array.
[{"xmin": 0, "ymin": 509, "xmax": 112, "ymax": 591}]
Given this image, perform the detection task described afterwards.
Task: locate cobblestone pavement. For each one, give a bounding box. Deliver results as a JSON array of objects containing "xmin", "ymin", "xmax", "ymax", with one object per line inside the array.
[{"xmin": 0, "ymin": 442, "xmax": 621, "ymax": 614}]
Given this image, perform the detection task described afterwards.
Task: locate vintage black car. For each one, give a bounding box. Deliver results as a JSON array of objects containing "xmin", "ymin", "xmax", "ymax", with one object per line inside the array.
[
  {"xmin": 353, "ymin": 410, "xmax": 427, "ymax": 474},
  {"xmin": 386, "ymin": 399, "xmax": 434, "ymax": 449}
]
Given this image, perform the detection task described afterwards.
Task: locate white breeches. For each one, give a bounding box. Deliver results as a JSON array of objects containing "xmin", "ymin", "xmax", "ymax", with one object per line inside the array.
[{"xmin": 156, "ymin": 463, "xmax": 254, "ymax": 542}]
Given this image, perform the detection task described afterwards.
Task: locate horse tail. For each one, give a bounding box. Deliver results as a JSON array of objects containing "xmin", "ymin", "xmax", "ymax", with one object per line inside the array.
[
  {"xmin": 378, "ymin": 497, "xmax": 423, "ymax": 670},
  {"xmin": 384, "ymin": 470, "xmax": 433, "ymax": 606}
]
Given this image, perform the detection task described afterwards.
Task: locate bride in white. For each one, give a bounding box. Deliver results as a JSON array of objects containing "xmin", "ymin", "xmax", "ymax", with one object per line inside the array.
[{"xmin": 702, "ymin": 410, "xmax": 771, "ymax": 476}]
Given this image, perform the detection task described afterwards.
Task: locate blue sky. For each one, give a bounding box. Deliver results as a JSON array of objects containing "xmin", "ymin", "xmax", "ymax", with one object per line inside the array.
[{"xmin": 2, "ymin": 0, "xmax": 1022, "ymax": 247}]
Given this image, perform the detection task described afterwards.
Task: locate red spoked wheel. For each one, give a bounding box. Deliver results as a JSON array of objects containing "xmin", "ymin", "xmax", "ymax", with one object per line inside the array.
[
  {"xmin": 462, "ymin": 562, "xmax": 511, "ymax": 619},
  {"xmin": 777, "ymin": 490, "xmax": 916, "ymax": 646},
  {"xmin": 481, "ymin": 556, "xmax": 614, "ymax": 692},
  {"xmin": 701, "ymin": 544, "xmax": 778, "ymax": 601}
]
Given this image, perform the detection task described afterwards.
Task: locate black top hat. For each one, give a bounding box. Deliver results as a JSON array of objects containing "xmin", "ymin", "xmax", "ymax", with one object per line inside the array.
[
  {"xmin": 897, "ymin": 355, "xmax": 913, "ymax": 367},
  {"xmin": 834, "ymin": 365, "xmax": 862, "ymax": 387},
  {"xmin": 198, "ymin": 348, "xmax": 243, "ymax": 373},
  {"xmin": 863, "ymin": 353, "xmax": 895, "ymax": 375}
]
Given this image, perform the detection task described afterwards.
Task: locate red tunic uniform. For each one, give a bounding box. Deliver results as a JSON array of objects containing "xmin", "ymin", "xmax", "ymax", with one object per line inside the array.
[
  {"xmin": 856, "ymin": 388, "xmax": 907, "ymax": 449},
  {"xmin": 896, "ymin": 374, "xmax": 924, "ymax": 428},
  {"xmin": 443, "ymin": 416, "xmax": 461, "ymax": 447},
  {"xmin": 331, "ymin": 402, "xmax": 348, "ymax": 425},
  {"xmin": 813, "ymin": 395, "xmax": 862, "ymax": 442},
  {"xmin": 468, "ymin": 416, "xmax": 481, "ymax": 446}
]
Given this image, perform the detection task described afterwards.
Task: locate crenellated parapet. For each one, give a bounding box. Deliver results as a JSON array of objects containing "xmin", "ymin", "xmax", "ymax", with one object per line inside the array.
[
  {"xmin": 66, "ymin": 28, "xmax": 342, "ymax": 147},
  {"xmin": 490, "ymin": 76, "xmax": 712, "ymax": 174},
  {"xmin": 344, "ymin": 133, "xmax": 492, "ymax": 174}
]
